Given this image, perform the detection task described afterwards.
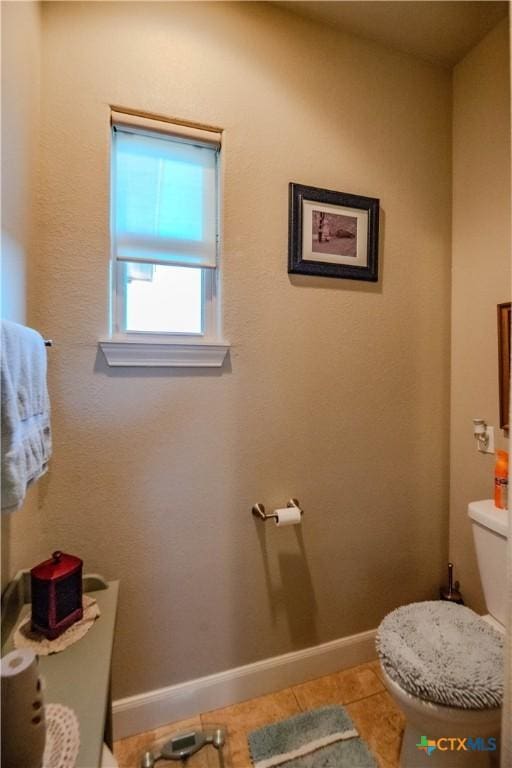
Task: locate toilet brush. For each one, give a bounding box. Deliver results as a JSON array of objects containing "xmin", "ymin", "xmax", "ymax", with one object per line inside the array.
[{"xmin": 440, "ymin": 562, "xmax": 464, "ymax": 604}]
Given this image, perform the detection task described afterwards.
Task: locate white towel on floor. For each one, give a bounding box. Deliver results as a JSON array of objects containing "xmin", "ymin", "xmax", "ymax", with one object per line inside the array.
[{"xmin": 1, "ymin": 320, "xmax": 52, "ymax": 512}]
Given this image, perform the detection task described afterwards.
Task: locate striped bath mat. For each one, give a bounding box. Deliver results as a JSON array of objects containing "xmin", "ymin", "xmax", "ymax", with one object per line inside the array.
[{"xmin": 248, "ymin": 705, "xmax": 377, "ymax": 768}]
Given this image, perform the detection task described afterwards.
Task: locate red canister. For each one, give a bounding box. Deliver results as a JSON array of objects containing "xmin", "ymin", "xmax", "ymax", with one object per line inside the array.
[{"xmin": 30, "ymin": 551, "xmax": 83, "ymax": 639}]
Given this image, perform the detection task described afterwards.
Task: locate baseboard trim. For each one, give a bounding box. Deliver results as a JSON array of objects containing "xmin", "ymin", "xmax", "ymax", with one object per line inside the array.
[{"xmin": 113, "ymin": 628, "xmax": 377, "ymax": 739}]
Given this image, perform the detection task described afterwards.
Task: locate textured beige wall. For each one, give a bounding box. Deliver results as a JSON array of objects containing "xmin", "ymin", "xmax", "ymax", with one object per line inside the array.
[
  {"xmin": 1, "ymin": 0, "xmax": 40, "ymax": 324},
  {"xmin": 1, "ymin": 1, "xmax": 42, "ymax": 589},
  {"xmin": 450, "ymin": 18, "xmax": 511, "ymax": 612},
  {"xmin": 23, "ymin": 1, "xmax": 452, "ymax": 699}
]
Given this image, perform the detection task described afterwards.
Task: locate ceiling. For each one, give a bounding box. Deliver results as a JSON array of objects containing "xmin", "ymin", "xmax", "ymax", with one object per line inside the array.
[{"xmin": 273, "ymin": 1, "xmax": 509, "ymax": 68}]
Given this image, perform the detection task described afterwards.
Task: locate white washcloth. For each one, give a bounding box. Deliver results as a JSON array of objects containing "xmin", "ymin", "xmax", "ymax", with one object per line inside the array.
[{"xmin": 1, "ymin": 320, "xmax": 52, "ymax": 512}]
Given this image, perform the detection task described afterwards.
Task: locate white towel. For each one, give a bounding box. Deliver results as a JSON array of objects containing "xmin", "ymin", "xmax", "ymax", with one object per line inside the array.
[{"xmin": 1, "ymin": 320, "xmax": 52, "ymax": 512}]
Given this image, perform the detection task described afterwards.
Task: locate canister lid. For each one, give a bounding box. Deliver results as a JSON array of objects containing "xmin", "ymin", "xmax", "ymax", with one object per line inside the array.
[{"xmin": 31, "ymin": 551, "xmax": 83, "ymax": 580}]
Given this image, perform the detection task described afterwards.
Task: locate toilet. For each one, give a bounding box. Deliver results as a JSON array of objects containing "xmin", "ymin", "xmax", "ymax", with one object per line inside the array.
[{"xmin": 376, "ymin": 500, "xmax": 508, "ymax": 768}]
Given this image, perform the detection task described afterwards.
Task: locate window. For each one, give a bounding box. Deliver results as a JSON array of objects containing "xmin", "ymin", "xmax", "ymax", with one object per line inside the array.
[{"xmin": 100, "ymin": 111, "xmax": 228, "ymax": 367}]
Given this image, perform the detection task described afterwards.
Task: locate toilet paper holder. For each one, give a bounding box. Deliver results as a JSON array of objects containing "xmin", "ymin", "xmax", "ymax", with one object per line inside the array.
[{"xmin": 252, "ymin": 499, "xmax": 304, "ymax": 521}]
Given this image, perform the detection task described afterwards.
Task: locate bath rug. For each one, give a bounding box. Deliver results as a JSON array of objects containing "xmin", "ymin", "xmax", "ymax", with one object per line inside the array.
[
  {"xmin": 376, "ymin": 600, "xmax": 504, "ymax": 709},
  {"xmin": 248, "ymin": 705, "xmax": 377, "ymax": 768}
]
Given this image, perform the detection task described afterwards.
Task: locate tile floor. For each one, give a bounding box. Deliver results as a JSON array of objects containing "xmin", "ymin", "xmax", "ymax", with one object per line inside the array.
[{"xmin": 114, "ymin": 661, "xmax": 405, "ymax": 768}]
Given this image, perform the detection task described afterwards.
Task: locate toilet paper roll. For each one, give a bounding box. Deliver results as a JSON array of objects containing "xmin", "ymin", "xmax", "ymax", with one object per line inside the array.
[
  {"xmin": 1, "ymin": 649, "xmax": 46, "ymax": 768},
  {"xmin": 274, "ymin": 507, "xmax": 301, "ymax": 526}
]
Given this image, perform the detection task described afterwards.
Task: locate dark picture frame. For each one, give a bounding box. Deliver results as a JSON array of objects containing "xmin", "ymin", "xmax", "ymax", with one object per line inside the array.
[
  {"xmin": 288, "ymin": 183, "xmax": 380, "ymax": 282},
  {"xmin": 497, "ymin": 302, "xmax": 510, "ymax": 430}
]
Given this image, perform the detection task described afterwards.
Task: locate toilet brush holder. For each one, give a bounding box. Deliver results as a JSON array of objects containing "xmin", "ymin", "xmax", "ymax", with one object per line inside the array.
[{"xmin": 440, "ymin": 562, "xmax": 464, "ymax": 604}]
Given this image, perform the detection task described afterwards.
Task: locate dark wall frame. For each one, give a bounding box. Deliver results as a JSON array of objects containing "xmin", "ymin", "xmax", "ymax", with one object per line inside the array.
[
  {"xmin": 288, "ymin": 182, "xmax": 380, "ymax": 282},
  {"xmin": 497, "ymin": 301, "xmax": 510, "ymax": 430}
]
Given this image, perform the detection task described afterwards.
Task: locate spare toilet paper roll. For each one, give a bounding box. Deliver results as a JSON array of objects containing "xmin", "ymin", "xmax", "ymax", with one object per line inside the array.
[
  {"xmin": 274, "ymin": 507, "xmax": 301, "ymax": 526},
  {"xmin": 1, "ymin": 648, "xmax": 46, "ymax": 768}
]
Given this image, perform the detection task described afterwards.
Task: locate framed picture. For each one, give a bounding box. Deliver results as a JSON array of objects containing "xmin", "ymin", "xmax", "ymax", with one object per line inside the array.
[
  {"xmin": 497, "ymin": 302, "xmax": 510, "ymax": 430},
  {"xmin": 288, "ymin": 183, "xmax": 380, "ymax": 281}
]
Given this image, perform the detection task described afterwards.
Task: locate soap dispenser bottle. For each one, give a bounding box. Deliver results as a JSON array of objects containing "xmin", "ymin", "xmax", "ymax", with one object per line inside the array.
[{"xmin": 494, "ymin": 450, "xmax": 508, "ymax": 510}]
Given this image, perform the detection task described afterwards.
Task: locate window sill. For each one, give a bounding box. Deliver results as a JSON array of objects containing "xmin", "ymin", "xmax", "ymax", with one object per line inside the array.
[{"xmin": 98, "ymin": 338, "xmax": 230, "ymax": 368}]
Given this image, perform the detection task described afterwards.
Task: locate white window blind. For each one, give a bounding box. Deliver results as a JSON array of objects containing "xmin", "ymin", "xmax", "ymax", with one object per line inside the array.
[{"xmin": 111, "ymin": 113, "xmax": 221, "ymax": 270}]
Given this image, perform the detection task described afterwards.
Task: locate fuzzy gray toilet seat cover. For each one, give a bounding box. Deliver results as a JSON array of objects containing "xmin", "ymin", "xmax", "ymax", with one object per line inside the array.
[{"xmin": 376, "ymin": 601, "xmax": 503, "ymax": 709}]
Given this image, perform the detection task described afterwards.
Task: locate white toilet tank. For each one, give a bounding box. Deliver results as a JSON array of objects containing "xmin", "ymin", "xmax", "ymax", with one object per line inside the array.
[{"xmin": 468, "ymin": 500, "xmax": 509, "ymax": 626}]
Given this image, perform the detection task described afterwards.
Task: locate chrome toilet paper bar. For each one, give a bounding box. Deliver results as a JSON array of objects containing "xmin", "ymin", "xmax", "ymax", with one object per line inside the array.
[{"xmin": 251, "ymin": 499, "xmax": 304, "ymax": 521}]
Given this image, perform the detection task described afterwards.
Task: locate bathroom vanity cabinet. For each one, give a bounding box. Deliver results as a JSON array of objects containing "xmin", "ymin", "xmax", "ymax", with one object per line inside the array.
[{"xmin": 1, "ymin": 572, "xmax": 119, "ymax": 768}]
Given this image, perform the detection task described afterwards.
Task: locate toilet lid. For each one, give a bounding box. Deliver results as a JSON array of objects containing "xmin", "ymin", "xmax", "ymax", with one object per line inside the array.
[{"xmin": 376, "ymin": 601, "xmax": 503, "ymax": 710}]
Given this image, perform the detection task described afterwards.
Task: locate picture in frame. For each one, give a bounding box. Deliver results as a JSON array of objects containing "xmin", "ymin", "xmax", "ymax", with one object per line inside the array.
[
  {"xmin": 497, "ymin": 301, "xmax": 510, "ymax": 430},
  {"xmin": 288, "ymin": 183, "xmax": 380, "ymax": 281}
]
